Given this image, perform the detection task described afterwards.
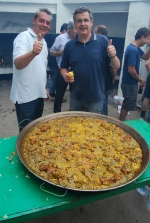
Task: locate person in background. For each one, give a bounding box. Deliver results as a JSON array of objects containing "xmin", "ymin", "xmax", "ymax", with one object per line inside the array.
[
  {"xmin": 94, "ymin": 25, "xmax": 117, "ymax": 115},
  {"xmin": 60, "ymin": 6, "xmax": 120, "ymax": 114},
  {"xmin": 50, "ymin": 19, "xmax": 77, "ymax": 113},
  {"xmin": 119, "ymin": 27, "xmax": 150, "ymax": 121},
  {"xmin": 10, "ymin": 8, "xmax": 52, "ymax": 131},
  {"xmin": 47, "ymin": 23, "xmax": 68, "ymax": 97},
  {"xmin": 140, "ymin": 58, "xmax": 150, "ymax": 123}
]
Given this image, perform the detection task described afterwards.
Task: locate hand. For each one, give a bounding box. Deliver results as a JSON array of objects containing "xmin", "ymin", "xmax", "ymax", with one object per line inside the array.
[
  {"xmin": 32, "ymin": 33, "xmax": 43, "ymax": 56},
  {"xmin": 140, "ymin": 79, "xmax": 145, "ymax": 86},
  {"xmin": 63, "ymin": 72, "xmax": 74, "ymax": 83},
  {"xmin": 44, "ymin": 88, "xmax": 51, "ymax": 102},
  {"xmin": 107, "ymin": 39, "xmax": 116, "ymax": 58}
]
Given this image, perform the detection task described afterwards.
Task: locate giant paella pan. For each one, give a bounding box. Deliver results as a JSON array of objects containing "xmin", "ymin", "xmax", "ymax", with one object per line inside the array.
[{"xmin": 17, "ymin": 112, "xmax": 149, "ymax": 192}]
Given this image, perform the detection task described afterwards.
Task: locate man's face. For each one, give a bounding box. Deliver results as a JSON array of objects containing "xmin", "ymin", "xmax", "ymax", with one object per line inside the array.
[
  {"xmin": 74, "ymin": 12, "xmax": 93, "ymax": 37},
  {"xmin": 32, "ymin": 11, "xmax": 51, "ymax": 37},
  {"xmin": 69, "ymin": 27, "xmax": 77, "ymax": 38},
  {"xmin": 140, "ymin": 35, "xmax": 150, "ymax": 47}
]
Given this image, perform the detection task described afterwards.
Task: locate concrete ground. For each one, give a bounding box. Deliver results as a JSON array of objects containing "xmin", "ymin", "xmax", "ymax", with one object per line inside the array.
[{"xmin": 0, "ymin": 80, "xmax": 150, "ymax": 223}]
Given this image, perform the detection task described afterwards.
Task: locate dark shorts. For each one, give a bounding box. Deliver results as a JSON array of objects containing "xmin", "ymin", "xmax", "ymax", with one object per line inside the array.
[
  {"xmin": 15, "ymin": 98, "xmax": 44, "ymax": 132},
  {"xmin": 144, "ymin": 75, "xmax": 150, "ymax": 98},
  {"xmin": 121, "ymin": 83, "xmax": 138, "ymax": 111}
]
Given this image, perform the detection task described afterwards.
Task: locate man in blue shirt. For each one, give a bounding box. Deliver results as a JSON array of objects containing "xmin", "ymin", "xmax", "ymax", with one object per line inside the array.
[
  {"xmin": 60, "ymin": 6, "xmax": 120, "ymax": 114},
  {"xmin": 120, "ymin": 27, "xmax": 150, "ymax": 121}
]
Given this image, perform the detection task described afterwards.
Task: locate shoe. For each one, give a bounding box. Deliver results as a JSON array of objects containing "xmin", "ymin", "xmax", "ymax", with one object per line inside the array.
[
  {"xmin": 137, "ymin": 103, "xmax": 141, "ymax": 108},
  {"xmin": 62, "ymin": 99, "xmax": 67, "ymax": 103}
]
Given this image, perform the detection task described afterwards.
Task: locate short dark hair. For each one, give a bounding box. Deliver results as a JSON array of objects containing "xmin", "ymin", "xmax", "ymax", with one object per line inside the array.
[
  {"xmin": 34, "ymin": 8, "xmax": 52, "ymax": 20},
  {"xmin": 135, "ymin": 27, "xmax": 150, "ymax": 40},
  {"xmin": 60, "ymin": 23, "xmax": 68, "ymax": 32},
  {"xmin": 95, "ymin": 25, "xmax": 108, "ymax": 36},
  {"xmin": 73, "ymin": 6, "xmax": 93, "ymax": 21}
]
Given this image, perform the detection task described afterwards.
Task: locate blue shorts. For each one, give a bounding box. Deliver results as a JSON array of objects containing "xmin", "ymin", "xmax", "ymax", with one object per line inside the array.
[
  {"xmin": 121, "ymin": 83, "xmax": 138, "ymax": 111},
  {"xmin": 144, "ymin": 75, "xmax": 150, "ymax": 98}
]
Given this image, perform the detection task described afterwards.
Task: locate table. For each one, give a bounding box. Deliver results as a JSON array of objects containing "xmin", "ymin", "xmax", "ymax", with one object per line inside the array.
[{"xmin": 0, "ymin": 119, "xmax": 150, "ymax": 223}]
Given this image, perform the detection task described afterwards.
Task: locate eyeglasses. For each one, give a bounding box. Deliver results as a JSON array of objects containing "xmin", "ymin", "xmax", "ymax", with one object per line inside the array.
[{"xmin": 75, "ymin": 19, "xmax": 91, "ymax": 24}]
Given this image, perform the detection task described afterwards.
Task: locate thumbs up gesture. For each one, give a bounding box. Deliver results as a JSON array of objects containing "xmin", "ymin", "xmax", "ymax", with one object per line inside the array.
[
  {"xmin": 32, "ymin": 33, "xmax": 43, "ymax": 56},
  {"xmin": 38, "ymin": 33, "xmax": 42, "ymax": 41},
  {"xmin": 107, "ymin": 39, "xmax": 116, "ymax": 59}
]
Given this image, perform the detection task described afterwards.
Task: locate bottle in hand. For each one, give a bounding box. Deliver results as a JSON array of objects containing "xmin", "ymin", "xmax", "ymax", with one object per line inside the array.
[{"xmin": 138, "ymin": 84, "xmax": 144, "ymax": 94}]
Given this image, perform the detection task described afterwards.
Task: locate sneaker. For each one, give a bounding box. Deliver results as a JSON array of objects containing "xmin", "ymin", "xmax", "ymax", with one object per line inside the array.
[{"xmin": 137, "ymin": 103, "xmax": 142, "ymax": 108}]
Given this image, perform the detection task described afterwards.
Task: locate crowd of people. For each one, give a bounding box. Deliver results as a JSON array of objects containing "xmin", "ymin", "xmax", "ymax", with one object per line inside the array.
[{"xmin": 9, "ymin": 6, "xmax": 150, "ymax": 132}]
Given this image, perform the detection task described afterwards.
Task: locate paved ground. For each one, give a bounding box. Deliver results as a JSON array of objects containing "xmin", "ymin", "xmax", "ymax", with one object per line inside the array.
[{"xmin": 0, "ymin": 80, "xmax": 150, "ymax": 223}]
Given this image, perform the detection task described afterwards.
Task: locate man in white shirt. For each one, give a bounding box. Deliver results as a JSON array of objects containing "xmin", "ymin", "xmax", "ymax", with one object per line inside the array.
[
  {"xmin": 10, "ymin": 8, "xmax": 52, "ymax": 131},
  {"xmin": 50, "ymin": 19, "xmax": 77, "ymax": 113}
]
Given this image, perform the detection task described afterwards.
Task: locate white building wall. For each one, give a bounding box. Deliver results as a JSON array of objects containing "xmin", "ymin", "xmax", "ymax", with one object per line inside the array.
[{"xmin": 56, "ymin": 2, "xmax": 73, "ymax": 32}]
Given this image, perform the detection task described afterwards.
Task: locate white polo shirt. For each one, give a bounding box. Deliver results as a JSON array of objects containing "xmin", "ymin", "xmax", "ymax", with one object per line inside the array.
[{"xmin": 10, "ymin": 28, "xmax": 48, "ymax": 104}]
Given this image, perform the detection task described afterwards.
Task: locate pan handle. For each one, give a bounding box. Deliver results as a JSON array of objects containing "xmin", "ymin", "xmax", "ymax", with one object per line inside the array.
[{"xmin": 40, "ymin": 183, "xmax": 67, "ymax": 197}]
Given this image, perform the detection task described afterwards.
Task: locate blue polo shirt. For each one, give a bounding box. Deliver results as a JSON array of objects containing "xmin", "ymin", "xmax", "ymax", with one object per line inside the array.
[
  {"xmin": 60, "ymin": 32, "xmax": 110, "ymax": 100},
  {"xmin": 122, "ymin": 43, "xmax": 144, "ymax": 85}
]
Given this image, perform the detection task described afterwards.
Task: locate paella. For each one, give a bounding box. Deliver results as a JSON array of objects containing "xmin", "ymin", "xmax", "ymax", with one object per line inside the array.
[{"xmin": 21, "ymin": 116, "xmax": 143, "ymax": 190}]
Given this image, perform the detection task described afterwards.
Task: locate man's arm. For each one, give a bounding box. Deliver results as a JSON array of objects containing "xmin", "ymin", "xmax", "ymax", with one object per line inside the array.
[
  {"xmin": 50, "ymin": 35, "xmax": 64, "ymax": 57},
  {"xmin": 110, "ymin": 67, "xmax": 117, "ymax": 84},
  {"xmin": 14, "ymin": 51, "xmax": 36, "ymax": 70},
  {"xmin": 14, "ymin": 33, "xmax": 43, "ymax": 70},
  {"xmin": 145, "ymin": 58, "xmax": 150, "ymax": 74},
  {"xmin": 141, "ymin": 48, "xmax": 150, "ymax": 60},
  {"xmin": 128, "ymin": 65, "xmax": 145, "ymax": 85},
  {"xmin": 109, "ymin": 57, "xmax": 120, "ymax": 71},
  {"xmin": 50, "ymin": 49, "xmax": 64, "ymax": 57}
]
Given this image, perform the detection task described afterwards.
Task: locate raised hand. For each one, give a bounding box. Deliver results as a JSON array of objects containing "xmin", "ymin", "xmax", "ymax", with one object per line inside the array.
[
  {"xmin": 107, "ymin": 39, "xmax": 116, "ymax": 58},
  {"xmin": 32, "ymin": 33, "xmax": 43, "ymax": 55},
  {"xmin": 38, "ymin": 33, "xmax": 42, "ymax": 41},
  {"xmin": 108, "ymin": 39, "xmax": 112, "ymax": 46}
]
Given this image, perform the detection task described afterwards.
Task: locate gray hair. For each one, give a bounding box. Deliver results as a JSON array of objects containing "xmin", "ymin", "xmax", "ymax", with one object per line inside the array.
[
  {"xmin": 68, "ymin": 19, "xmax": 74, "ymax": 30},
  {"xmin": 95, "ymin": 25, "xmax": 108, "ymax": 36},
  {"xmin": 73, "ymin": 6, "xmax": 93, "ymax": 21},
  {"xmin": 34, "ymin": 8, "xmax": 52, "ymax": 20}
]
